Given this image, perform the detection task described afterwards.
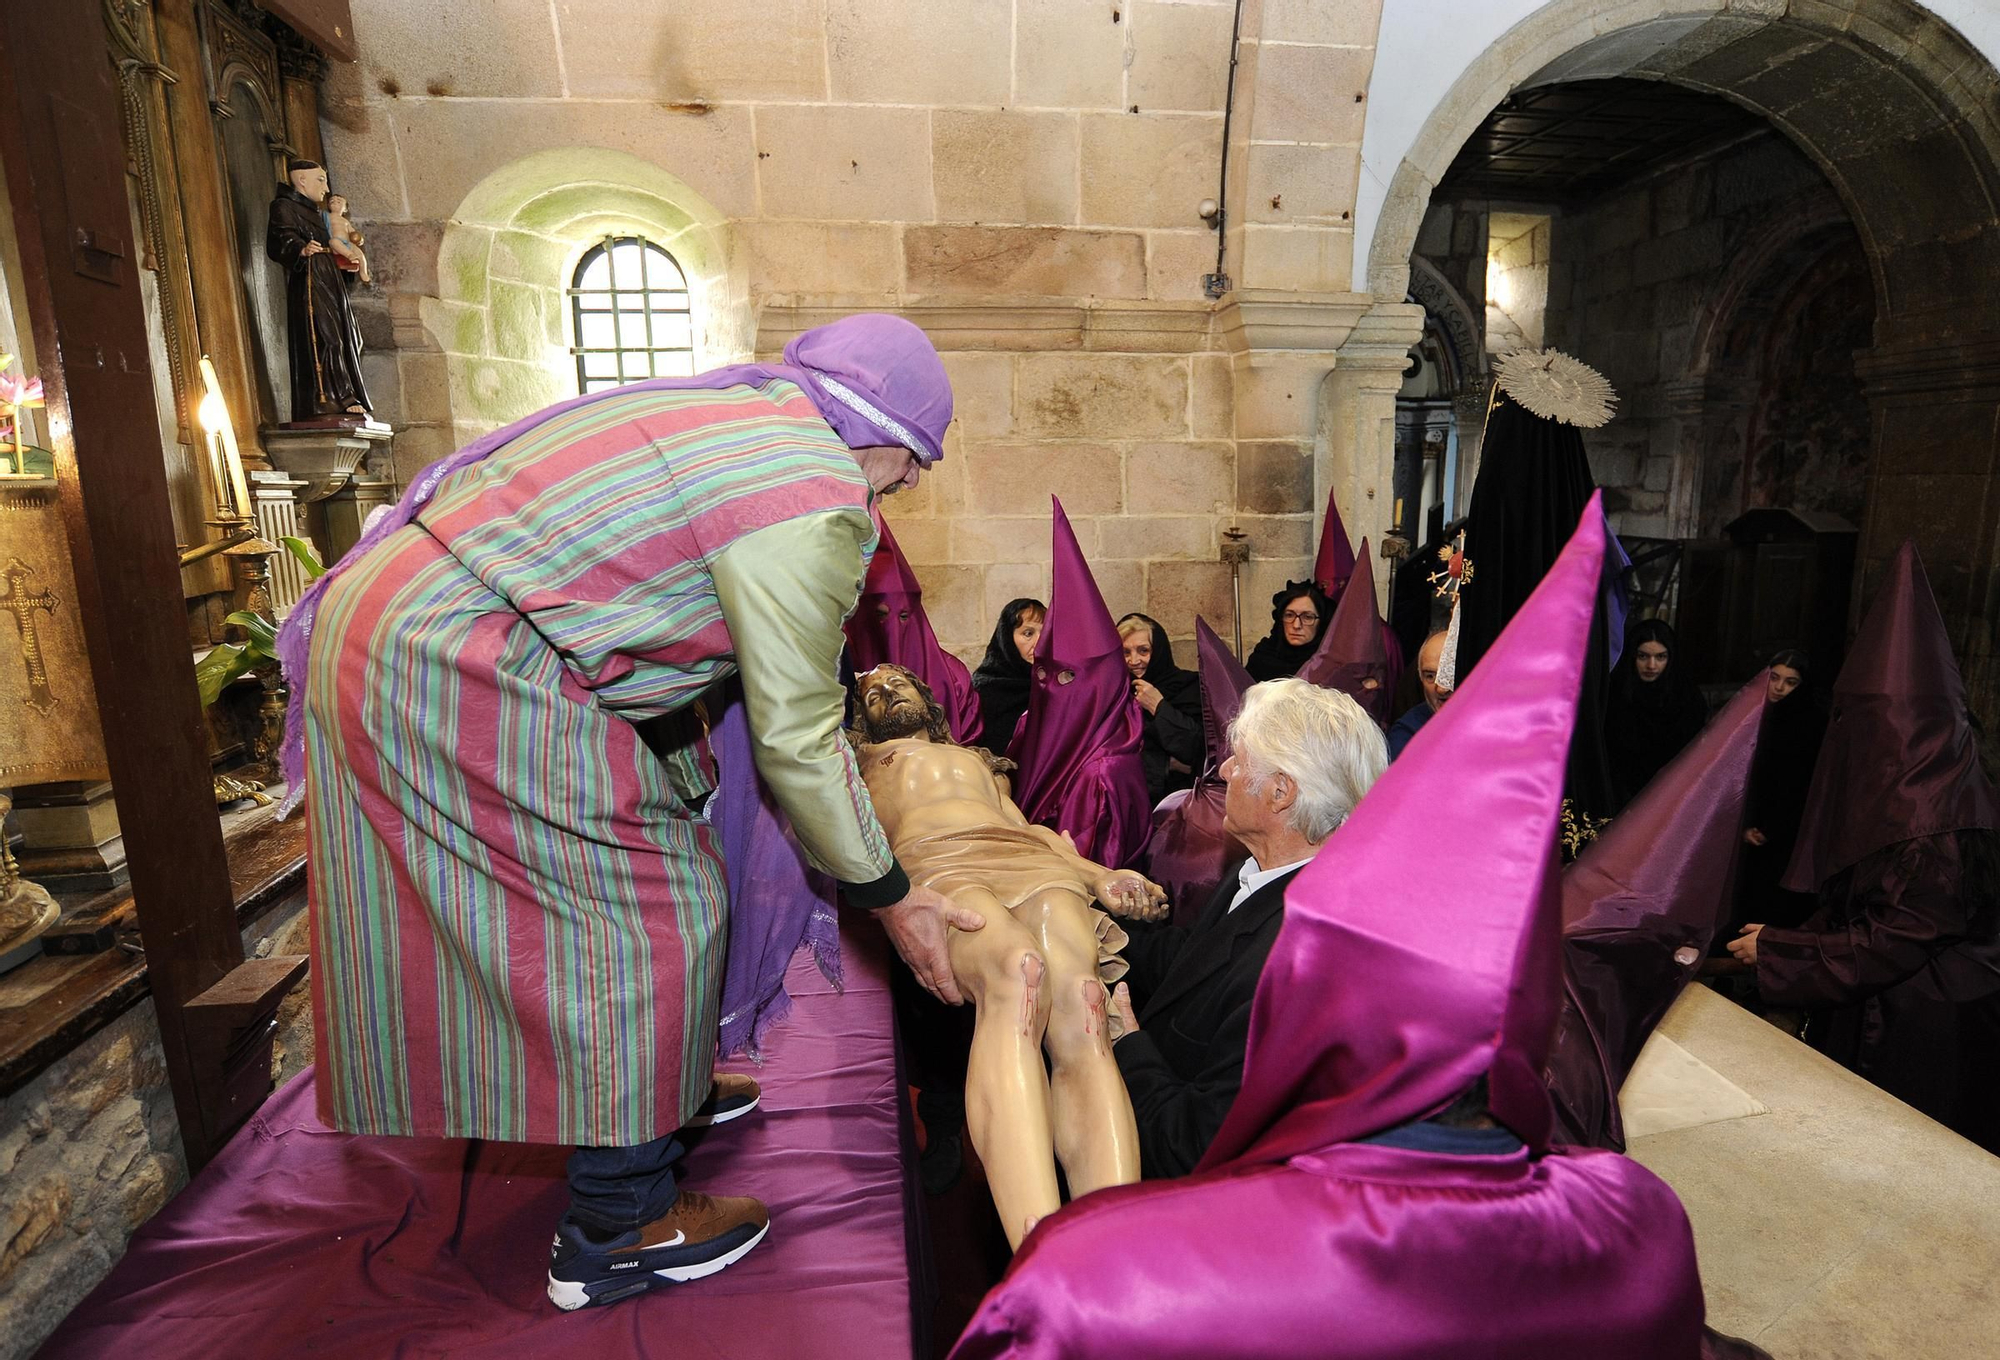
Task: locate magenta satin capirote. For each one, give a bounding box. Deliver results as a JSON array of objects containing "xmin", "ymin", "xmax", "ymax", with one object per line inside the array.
[
  {"xmin": 952, "ymin": 494, "xmax": 1706, "ymax": 1360},
  {"xmin": 1006, "ymin": 499, "xmax": 1150, "ymax": 867},
  {"xmin": 844, "ymin": 508, "xmax": 982, "ymax": 745}
]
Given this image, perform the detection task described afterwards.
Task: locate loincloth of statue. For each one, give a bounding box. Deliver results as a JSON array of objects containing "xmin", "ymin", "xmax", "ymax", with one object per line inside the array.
[{"xmin": 894, "ymin": 825, "xmax": 1130, "ymax": 988}]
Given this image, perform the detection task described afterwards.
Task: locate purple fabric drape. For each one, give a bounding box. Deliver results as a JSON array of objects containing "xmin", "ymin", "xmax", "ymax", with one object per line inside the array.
[
  {"xmin": 1007, "ymin": 499, "xmax": 1149, "ymax": 868},
  {"xmin": 709, "ymin": 692, "xmax": 843, "ymax": 1056},
  {"xmin": 1299, "ymin": 540, "xmax": 1396, "ymax": 728},
  {"xmin": 844, "ymin": 509, "xmax": 981, "ymax": 746},
  {"xmin": 43, "ymin": 924, "xmax": 921, "ymax": 1360},
  {"xmin": 1783, "ymin": 539, "xmax": 1997, "ymax": 892},
  {"xmin": 951, "ymin": 497, "xmax": 1709, "ymax": 1359},
  {"xmin": 1145, "ymin": 617, "xmax": 1250, "ymax": 924},
  {"xmin": 1545, "ymin": 676, "xmax": 1763, "ymax": 1150},
  {"xmin": 274, "ymin": 313, "xmax": 954, "ymax": 1067}
]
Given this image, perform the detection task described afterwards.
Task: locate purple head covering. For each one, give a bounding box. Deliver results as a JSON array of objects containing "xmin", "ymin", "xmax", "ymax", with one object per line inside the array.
[
  {"xmin": 1545, "ymin": 675, "xmax": 1762, "ymax": 1149},
  {"xmin": 1144, "ymin": 616, "xmax": 1251, "ymax": 924},
  {"xmin": 843, "ymin": 509, "xmax": 981, "ymax": 745},
  {"xmin": 1008, "ymin": 498, "xmax": 1149, "ymax": 868},
  {"xmin": 272, "ymin": 312, "xmax": 952, "ymax": 817},
  {"xmin": 1299, "ymin": 539, "xmax": 1394, "ymax": 727},
  {"xmin": 1312, "ymin": 487, "xmax": 1358, "ymax": 601},
  {"xmin": 1782, "ymin": 539, "xmax": 1998, "ymax": 891},
  {"xmin": 1203, "ymin": 493, "xmax": 1606, "ymax": 1168}
]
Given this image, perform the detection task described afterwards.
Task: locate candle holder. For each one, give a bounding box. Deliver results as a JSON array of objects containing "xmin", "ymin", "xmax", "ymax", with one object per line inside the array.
[{"xmin": 0, "ymin": 788, "xmax": 60, "ymax": 960}]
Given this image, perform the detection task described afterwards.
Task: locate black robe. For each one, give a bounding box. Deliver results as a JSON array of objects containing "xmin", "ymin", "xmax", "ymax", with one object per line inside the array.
[
  {"xmin": 1133, "ymin": 621, "xmax": 1203, "ymax": 807},
  {"xmin": 1456, "ymin": 394, "xmax": 1617, "ymax": 818},
  {"xmin": 1757, "ymin": 831, "xmax": 2000, "ymax": 1153},
  {"xmin": 266, "ymin": 184, "xmax": 370, "ymax": 421}
]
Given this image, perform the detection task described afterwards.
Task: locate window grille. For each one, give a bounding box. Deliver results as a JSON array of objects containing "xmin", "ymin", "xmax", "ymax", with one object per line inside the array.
[{"xmin": 567, "ymin": 236, "xmax": 695, "ymax": 393}]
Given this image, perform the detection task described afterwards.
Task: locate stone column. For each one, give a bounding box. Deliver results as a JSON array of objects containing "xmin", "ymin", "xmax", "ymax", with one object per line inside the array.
[
  {"xmin": 274, "ymin": 32, "xmax": 326, "ymax": 166},
  {"xmin": 1323, "ymin": 301, "xmax": 1428, "ymax": 609},
  {"xmin": 1853, "ymin": 334, "xmax": 2000, "ymax": 723},
  {"xmin": 152, "ymin": 0, "xmax": 270, "ymax": 470}
]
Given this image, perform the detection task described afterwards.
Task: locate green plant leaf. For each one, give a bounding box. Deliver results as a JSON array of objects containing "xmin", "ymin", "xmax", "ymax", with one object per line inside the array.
[
  {"xmin": 195, "ymin": 642, "xmax": 254, "ymax": 708},
  {"xmin": 224, "ymin": 609, "xmax": 278, "ymax": 657},
  {"xmin": 280, "ymin": 535, "xmax": 326, "ymax": 580}
]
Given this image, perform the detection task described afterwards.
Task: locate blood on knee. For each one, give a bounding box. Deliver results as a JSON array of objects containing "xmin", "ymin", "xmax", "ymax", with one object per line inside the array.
[
  {"xmin": 1079, "ymin": 977, "xmax": 1107, "ymax": 1040},
  {"xmin": 1018, "ymin": 952, "xmax": 1046, "ymax": 1036}
]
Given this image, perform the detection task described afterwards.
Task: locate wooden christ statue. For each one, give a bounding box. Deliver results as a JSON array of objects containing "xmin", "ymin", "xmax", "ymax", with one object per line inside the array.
[{"xmin": 266, "ymin": 159, "xmax": 371, "ymax": 421}]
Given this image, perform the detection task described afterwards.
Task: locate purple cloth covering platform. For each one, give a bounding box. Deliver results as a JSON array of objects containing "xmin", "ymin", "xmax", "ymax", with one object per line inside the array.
[{"xmin": 43, "ymin": 920, "xmax": 922, "ymax": 1360}]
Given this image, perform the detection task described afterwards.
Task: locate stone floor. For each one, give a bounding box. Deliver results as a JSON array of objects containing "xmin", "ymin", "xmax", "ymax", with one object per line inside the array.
[{"xmin": 1625, "ymin": 985, "xmax": 2000, "ymax": 1359}]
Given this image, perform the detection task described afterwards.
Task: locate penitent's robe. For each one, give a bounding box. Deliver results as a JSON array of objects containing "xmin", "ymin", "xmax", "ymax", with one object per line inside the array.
[
  {"xmin": 949, "ymin": 1136, "xmax": 1704, "ymax": 1360},
  {"xmin": 1757, "ymin": 831, "xmax": 2000, "ymax": 1152},
  {"xmin": 303, "ymin": 381, "xmax": 896, "ymax": 1147}
]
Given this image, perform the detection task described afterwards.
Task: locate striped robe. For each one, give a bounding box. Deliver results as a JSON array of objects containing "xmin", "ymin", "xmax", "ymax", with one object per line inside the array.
[{"xmin": 304, "ymin": 380, "xmax": 892, "ymax": 1146}]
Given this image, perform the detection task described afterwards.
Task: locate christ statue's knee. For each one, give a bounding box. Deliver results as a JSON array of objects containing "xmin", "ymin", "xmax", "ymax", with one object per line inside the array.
[
  {"xmin": 1043, "ymin": 971, "xmax": 1113, "ymax": 1063},
  {"xmin": 966, "ymin": 943, "xmax": 1050, "ymax": 1039}
]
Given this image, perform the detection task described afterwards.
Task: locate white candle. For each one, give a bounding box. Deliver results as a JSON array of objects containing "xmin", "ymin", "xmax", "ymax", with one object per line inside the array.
[
  {"xmin": 203, "ymin": 424, "xmax": 229, "ymax": 517},
  {"xmin": 220, "ymin": 421, "xmax": 252, "ymax": 519}
]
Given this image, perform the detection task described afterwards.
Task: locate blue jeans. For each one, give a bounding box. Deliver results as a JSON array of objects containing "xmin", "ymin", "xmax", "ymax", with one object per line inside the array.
[{"xmin": 565, "ymin": 1130, "xmax": 684, "ymax": 1235}]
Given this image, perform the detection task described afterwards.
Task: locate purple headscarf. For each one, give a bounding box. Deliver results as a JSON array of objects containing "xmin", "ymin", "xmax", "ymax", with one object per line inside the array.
[{"xmin": 274, "ymin": 313, "xmax": 952, "ymax": 1059}]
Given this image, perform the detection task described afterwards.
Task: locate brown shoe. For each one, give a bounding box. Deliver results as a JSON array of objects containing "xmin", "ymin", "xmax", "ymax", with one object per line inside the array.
[
  {"xmin": 686, "ymin": 1071, "xmax": 761, "ymax": 1127},
  {"xmin": 548, "ymin": 1189, "xmax": 771, "ymax": 1310}
]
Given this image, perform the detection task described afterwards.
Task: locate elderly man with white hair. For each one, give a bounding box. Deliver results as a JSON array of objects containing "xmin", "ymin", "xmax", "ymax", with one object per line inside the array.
[{"xmin": 1109, "ymin": 678, "xmax": 1388, "ymax": 1177}]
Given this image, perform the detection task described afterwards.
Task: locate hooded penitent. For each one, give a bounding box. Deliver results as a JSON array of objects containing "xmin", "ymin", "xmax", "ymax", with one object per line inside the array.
[
  {"xmin": 1312, "ymin": 487, "xmax": 1358, "ymax": 601},
  {"xmin": 843, "ymin": 509, "xmax": 981, "ymax": 746},
  {"xmin": 1545, "ymin": 677, "xmax": 1763, "ymax": 1151},
  {"xmin": 951, "ymin": 493, "xmax": 1707, "ymax": 1360},
  {"xmin": 1008, "ymin": 499, "xmax": 1150, "ymax": 868},
  {"xmin": 1782, "ymin": 541, "xmax": 1998, "ymax": 893},
  {"xmin": 1143, "ymin": 616, "xmax": 1252, "ymax": 926},
  {"xmin": 1299, "ymin": 540, "xmax": 1395, "ymax": 729}
]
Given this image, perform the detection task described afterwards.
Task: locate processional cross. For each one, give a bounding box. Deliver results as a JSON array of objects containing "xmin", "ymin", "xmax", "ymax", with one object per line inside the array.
[{"xmin": 0, "ymin": 556, "xmax": 58, "ymax": 712}]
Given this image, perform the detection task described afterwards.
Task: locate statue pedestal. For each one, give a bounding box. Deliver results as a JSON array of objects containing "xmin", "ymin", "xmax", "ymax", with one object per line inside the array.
[
  {"xmin": 262, "ymin": 420, "xmax": 395, "ymax": 567},
  {"xmin": 11, "ymin": 780, "xmax": 126, "ymax": 893}
]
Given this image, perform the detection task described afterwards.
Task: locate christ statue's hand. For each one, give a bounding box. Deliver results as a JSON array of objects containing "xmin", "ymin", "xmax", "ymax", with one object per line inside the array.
[
  {"xmin": 1094, "ymin": 871, "xmax": 1168, "ymax": 922},
  {"xmin": 875, "ymin": 884, "xmax": 985, "ymax": 1004}
]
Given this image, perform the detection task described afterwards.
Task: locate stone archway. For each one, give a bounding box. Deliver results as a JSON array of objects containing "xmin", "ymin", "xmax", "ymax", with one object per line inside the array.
[{"xmin": 1350, "ymin": 0, "xmax": 2000, "ymax": 711}]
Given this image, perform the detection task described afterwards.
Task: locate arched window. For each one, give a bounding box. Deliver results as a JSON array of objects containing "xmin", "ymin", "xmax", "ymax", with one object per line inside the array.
[{"xmin": 567, "ymin": 236, "xmax": 695, "ymax": 393}]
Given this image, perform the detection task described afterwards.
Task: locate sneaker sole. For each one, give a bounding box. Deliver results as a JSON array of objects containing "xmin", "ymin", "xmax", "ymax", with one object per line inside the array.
[
  {"xmin": 683, "ymin": 1091, "xmax": 761, "ymax": 1127},
  {"xmin": 546, "ymin": 1221, "xmax": 770, "ymax": 1312}
]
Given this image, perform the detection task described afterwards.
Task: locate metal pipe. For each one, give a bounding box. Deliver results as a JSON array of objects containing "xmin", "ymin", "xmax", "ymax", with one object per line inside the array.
[
  {"xmin": 178, "ymin": 527, "xmax": 255, "ymax": 567},
  {"xmin": 1203, "ymin": 0, "xmax": 1248, "ymax": 299}
]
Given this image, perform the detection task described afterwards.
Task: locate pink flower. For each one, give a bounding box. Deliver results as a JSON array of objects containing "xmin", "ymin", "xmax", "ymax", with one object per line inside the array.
[{"xmin": 0, "ymin": 372, "xmax": 44, "ymax": 409}]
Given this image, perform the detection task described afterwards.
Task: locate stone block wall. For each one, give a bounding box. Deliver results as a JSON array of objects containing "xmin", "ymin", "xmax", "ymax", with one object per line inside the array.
[
  {"xmin": 323, "ymin": 0, "xmax": 1394, "ymax": 660},
  {"xmin": 1542, "ymin": 132, "xmax": 1860, "ymax": 539},
  {"xmin": 0, "ymin": 894, "xmax": 310, "ymax": 1360}
]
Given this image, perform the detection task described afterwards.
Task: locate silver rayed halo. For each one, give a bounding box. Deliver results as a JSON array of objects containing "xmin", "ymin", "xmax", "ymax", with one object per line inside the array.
[{"xmin": 1493, "ymin": 348, "xmax": 1619, "ymax": 430}]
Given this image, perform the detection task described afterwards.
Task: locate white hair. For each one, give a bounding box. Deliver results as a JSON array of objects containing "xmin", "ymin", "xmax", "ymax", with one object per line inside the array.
[{"xmin": 1228, "ymin": 678, "xmax": 1388, "ymax": 842}]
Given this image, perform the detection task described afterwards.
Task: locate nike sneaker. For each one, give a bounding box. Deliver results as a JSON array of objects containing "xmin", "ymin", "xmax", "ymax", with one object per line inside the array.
[
  {"xmin": 547, "ymin": 1189, "xmax": 771, "ymax": 1311},
  {"xmin": 685, "ymin": 1071, "xmax": 761, "ymax": 1127}
]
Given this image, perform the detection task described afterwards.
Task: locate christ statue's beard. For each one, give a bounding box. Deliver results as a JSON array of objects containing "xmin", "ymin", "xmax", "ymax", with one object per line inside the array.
[{"xmin": 861, "ymin": 697, "xmax": 932, "ymax": 742}]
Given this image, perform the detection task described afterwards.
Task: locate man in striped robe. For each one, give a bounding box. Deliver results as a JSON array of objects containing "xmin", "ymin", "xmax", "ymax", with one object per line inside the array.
[{"xmin": 295, "ymin": 316, "xmax": 978, "ymax": 1311}]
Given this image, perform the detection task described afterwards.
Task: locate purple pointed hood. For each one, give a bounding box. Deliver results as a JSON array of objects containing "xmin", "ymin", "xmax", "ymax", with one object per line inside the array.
[
  {"xmin": 1783, "ymin": 540, "xmax": 1997, "ymax": 891},
  {"xmin": 1144, "ymin": 616, "xmax": 1254, "ymax": 924},
  {"xmin": 844, "ymin": 510, "xmax": 981, "ymax": 745},
  {"xmin": 1201, "ymin": 494, "xmax": 1606, "ymax": 1168},
  {"xmin": 1545, "ymin": 675, "xmax": 1763, "ymax": 1148},
  {"xmin": 1312, "ymin": 489, "xmax": 1358, "ymax": 600},
  {"xmin": 1195, "ymin": 615, "xmax": 1253, "ymax": 763},
  {"xmin": 1299, "ymin": 541, "xmax": 1394, "ymax": 727},
  {"xmin": 1009, "ymin": 499, "xmax": 1149, "ymax": 867}
]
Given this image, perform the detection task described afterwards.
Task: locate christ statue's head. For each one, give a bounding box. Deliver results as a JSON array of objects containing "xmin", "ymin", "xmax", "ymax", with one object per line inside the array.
[{"xmin": 855, "ymin": 664, "xmax": 952, "ymax": 744}]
